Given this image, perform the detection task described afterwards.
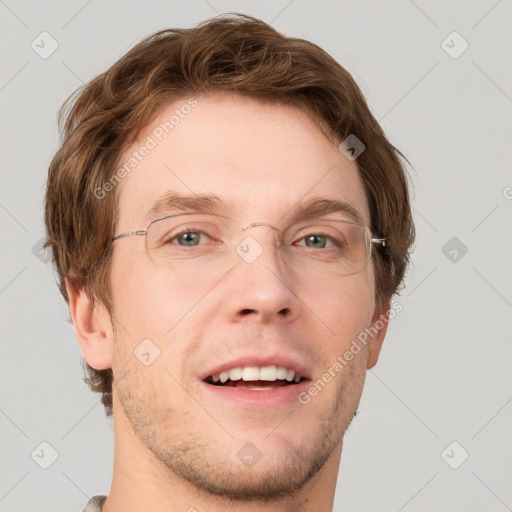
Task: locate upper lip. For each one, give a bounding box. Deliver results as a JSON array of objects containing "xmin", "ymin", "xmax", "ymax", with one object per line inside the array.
[{"xmin": 199, "ymin": 353, "xmax": 312, "ymax": 381}]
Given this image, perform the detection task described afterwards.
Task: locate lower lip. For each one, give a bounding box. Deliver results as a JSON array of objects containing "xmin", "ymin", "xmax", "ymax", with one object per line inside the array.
[{"xmin": 199, "ymin": 379, "xmax": 311, "ymax": 408}]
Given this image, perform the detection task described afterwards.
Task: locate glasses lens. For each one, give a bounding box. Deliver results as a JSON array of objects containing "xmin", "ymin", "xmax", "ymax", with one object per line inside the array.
[
  {"xmin": 282, "ymin": 219, "xmax": 371, "ymax": 276},
  {"xmin": 146, "ymin": 213, "xmax": 236, "ymax": 266}
]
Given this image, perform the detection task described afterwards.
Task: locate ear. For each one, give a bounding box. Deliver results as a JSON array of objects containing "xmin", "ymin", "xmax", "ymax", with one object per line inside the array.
[
  {"xmin": 65, "ymin": 276, "xmax": 113, "ymax": 371},
  {"xmin": 366, "ymin": 299, "xmax": 390, "ymax": 370}
]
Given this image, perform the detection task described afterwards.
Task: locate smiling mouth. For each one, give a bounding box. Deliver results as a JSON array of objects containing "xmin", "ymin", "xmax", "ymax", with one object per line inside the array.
[
  {"xmin": 204, "ymin": 377, "xmax": 307, "ymax": 390},
  {"xmin": 203, "ymin": 364, "xmax": 309, "ymax": 391}
]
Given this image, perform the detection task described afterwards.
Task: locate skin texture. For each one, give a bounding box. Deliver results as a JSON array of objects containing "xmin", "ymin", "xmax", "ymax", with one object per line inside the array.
[{"xmin": 66, "ymin": 94, "xmax": 389, "ymax": 512}]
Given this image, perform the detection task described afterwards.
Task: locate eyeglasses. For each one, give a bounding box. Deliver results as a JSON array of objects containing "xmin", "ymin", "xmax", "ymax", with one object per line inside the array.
[{"xmin": 112, "ymin": 212, "xmax": 386, "ymax": 277}]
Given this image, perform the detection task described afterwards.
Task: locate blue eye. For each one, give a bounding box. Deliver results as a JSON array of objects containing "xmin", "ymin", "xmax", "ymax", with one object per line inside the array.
[
  {"xmin": 303, "ymin": 235, "xmax": 328, "ymax": 249},
  {"xmin": 169, "ymin": 230, "xmax": 212, "ymax": 247},
  {"xmin": 296, "ymin": 233, "xmax": 340, "ymax": 250}
]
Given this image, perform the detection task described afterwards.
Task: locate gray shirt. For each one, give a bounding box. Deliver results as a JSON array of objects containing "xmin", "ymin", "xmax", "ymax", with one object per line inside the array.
[{"xmin": 83, "ymin": 495, "xmax": 106, "ymax": 512}]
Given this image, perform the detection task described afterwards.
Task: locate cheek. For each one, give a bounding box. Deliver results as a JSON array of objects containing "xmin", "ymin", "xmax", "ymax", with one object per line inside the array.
[
  {"xmin": 305, "ymin": 271, "xmax": 375, "ymax": 353},
  {"xmin": 110, "ymin": 252, "xmax": 209, "ymax": 337}
]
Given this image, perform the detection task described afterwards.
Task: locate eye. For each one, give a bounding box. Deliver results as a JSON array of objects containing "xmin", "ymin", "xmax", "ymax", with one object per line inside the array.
[
  {"xmin": 167, "ymin": 230, "xmax": 213, "ymax": 247},
  {"xmin": 296, "ymin": 233, "xmax": 337, "ymax": 249}
]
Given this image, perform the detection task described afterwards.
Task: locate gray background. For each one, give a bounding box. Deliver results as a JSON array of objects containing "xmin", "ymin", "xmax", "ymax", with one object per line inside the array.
[{"xmin": 1, "ymin": 1, "xmax": 511, "ymax": 511}]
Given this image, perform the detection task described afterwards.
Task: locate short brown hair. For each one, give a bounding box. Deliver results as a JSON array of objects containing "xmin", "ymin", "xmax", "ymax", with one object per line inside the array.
[{"xmin": 45, "ymin": 13, "xmax": 415, "ymax": 417}]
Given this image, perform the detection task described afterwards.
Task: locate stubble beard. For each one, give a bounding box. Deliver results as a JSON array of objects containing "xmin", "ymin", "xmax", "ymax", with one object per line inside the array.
[{"xmin": 115, "ymin": 351, "xmax": 365, "ymax": 503}]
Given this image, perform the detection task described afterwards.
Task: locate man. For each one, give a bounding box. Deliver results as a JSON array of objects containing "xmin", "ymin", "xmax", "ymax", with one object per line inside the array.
[{"xmin": 45, "ymin": 13, "xmax": 415, "ymax": 512}]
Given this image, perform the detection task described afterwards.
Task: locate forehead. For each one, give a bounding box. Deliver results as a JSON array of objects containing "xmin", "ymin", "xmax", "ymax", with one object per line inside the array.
[{"xmin": 115, "ymin": 94, "xmax": 370, "ymax": 228}]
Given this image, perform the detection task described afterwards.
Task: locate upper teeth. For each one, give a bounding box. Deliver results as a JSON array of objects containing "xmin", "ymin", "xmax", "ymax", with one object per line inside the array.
[{"xmin": 211, "ymin": 365, "xmax": 301, "ymax": 384}]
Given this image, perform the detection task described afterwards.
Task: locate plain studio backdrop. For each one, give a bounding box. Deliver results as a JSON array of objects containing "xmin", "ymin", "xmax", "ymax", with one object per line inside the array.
[{"xmin": 1, "ymin": 1, "xmax": 511, "ymax": 511}]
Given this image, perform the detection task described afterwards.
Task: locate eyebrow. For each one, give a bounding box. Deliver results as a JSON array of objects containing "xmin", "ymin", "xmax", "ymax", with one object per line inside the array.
[
  {"xmin": 144, "ymin": 192, "xmax": 231, "ymax": 222},
  {"xmin": 288, "ymin": 196, "xmax": 365, "ymax": 225},
  {"xmin": 144, "ymin": 191, "xmax": 366, "ymax": 226}
]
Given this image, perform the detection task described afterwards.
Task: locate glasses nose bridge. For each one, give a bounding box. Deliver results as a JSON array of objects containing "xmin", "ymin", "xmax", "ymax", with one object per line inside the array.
[
  {"xmin": 242, "ymin": 221, "xmax": 278, "ymax": 231},
  {"xmin": 240, "ymin": 221, "xmax": 282, "ymax": 244}
]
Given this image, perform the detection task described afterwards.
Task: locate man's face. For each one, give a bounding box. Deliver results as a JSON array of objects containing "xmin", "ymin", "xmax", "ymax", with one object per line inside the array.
[{"xmin": 107, "ymin": 94, "xmax": 383, "ymax": 499}]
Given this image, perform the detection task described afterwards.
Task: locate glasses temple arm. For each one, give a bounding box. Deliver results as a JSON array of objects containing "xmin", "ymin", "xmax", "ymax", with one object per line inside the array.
[
  {"xmin": 112, "ymin": 230, "xmax": 147, "ymax": 242},
  {"xmin": 371, "ymin": 237, "xmax": 387, "ymax": 247}
]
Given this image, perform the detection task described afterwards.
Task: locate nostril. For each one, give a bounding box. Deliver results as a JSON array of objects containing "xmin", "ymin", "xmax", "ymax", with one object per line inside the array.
[{"xmin": 240, "ymin": 308, "xmax": 256, "ymax": 315}]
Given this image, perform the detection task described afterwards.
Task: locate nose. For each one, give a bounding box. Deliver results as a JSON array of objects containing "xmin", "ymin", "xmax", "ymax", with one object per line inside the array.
[{"xmin": 223, "ymin": 223, "xmax": 300, "ymax": 325}]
